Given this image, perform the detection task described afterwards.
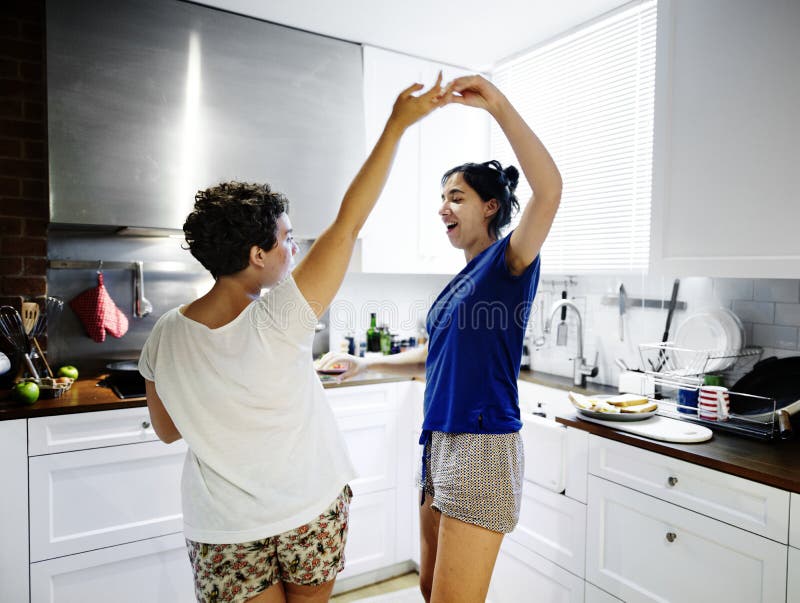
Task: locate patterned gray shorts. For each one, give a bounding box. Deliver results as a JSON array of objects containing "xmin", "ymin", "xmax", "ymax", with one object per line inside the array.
[{"xmin": 415, "ymin": 431, "xmax": 524, "ymax": 534}]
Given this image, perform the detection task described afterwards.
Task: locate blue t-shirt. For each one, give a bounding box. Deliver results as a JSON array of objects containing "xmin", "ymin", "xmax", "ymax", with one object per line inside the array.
[{"xmin": 423, "ymin": 232, "xmax": 540, "ymax": 436}]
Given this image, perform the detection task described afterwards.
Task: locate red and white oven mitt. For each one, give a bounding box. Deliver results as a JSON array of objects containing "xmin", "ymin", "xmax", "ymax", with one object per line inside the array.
[{"xmin": 69, "ymin": 273, "xmax": 129, "ymax": 343}]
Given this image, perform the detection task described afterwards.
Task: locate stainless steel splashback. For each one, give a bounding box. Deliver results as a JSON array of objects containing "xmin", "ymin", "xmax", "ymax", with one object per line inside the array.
[
  {"xmin": 47, "ymin": 234, "xmax": 332, "ymax": 373},
  {"xmin": 46, "ymin": 0, "xmax": 365, "ymax": 237}
]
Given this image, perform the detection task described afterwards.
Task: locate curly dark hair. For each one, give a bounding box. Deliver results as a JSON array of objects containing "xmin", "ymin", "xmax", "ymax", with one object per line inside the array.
[
  {"xmin": 183, "ymin": 181, "xmax": 289, "ymax": 279},
  {"xmin": 441, "ymin": 160, "xmax": 520, "ymax": 240}
]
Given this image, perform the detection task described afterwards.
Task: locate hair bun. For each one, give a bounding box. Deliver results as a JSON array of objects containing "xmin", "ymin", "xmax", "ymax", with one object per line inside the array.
[{"xmin": 503, "ymin": 165, "xmax": 520, "ymax": 191}]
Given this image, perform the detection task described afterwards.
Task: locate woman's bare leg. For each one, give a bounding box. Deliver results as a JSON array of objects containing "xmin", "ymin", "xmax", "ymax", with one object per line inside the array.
[
  {"xmin": 245, "ymin": 581, "xmax": 286, "ymax": 603},
  {"xmin": 430, "ymin": 515, "xmax": 503, "ymax": 603},
  {"xmin": 418, "ymin": 496, "xmax": 442, "ymax": 603},
  {"xmin": 284, "ymin": 580, "xmax": 336, "ymax": 603}
]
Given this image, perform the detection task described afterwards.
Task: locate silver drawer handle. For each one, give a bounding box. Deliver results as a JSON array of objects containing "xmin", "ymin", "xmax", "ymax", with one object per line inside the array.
[
  {"xmin": 141, "ymin": 421, "xmax": 151, "ymax": 429},
  {"xmin": 666, "ymin": 532, "xmax": 677, "ymax": 543},
  {"xmin": 667, "ymin": 476, "xmax": 678, "ymax": 487}
]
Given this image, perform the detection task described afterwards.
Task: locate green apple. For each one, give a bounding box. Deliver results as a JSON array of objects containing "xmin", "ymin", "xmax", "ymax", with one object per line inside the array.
[
  {"xmin": 12, "ymin": 381, "xmax": 39, "ymax": 404},
  {"xmin": 57, "ymin": 365, "xmax": 79, "ymax": 380}
]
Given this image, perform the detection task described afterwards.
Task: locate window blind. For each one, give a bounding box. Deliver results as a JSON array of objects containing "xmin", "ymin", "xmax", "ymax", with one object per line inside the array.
[{"xmin": 491, "ymin": 0, "xmax": 657, "ymax": 273}]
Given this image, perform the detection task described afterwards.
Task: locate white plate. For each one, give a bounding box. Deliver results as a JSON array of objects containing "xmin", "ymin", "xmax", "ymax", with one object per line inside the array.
[
  {"xmin": 673, "ymin": 308, "xmax": 743, "ymax": 372},
  {"xmin": 577, "ymin": 408, "xmax": 657, "ymax": 421}
]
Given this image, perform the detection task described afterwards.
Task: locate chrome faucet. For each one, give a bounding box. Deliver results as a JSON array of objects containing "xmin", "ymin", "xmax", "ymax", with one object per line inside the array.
[{"xmin": 544, "ymin": 299, "xmax": 598, "ymax": 387}]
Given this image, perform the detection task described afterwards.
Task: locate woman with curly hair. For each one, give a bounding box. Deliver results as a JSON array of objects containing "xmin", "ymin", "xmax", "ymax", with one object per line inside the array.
[
  {"xmin": 138, "ymin": 75, "xmax": 447, "ymax": 603},
  {"xmin": 319, "ymin": 75, "xmax": 562, "ymax": 602}
]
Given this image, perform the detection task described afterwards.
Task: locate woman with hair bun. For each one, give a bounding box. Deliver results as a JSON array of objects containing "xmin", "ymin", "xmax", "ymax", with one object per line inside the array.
[
  {"xmin": 138, "ymin": 75, "xmax": 447, "ymax": 603},
  {"xmin": 320, "ymin": 75, "xmax": 562, "ymax": 602}
]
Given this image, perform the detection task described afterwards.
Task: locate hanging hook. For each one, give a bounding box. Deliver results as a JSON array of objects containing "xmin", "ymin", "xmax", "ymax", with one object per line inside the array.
[{"xmin": 97, "ymin": 260, "xmax": 103, "ymax": 274}]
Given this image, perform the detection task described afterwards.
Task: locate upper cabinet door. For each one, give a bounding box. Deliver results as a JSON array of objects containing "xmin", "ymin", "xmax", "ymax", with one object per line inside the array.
[
  {"xmin": 361, "ymin": 47, "xmax": 489, "ymax": 274},
  {"xmin": 47, "ymin": 0, "xmax": 364, "ymax": 236},
  {"xmin": 650, "ymin": 0, "xmax": 800, "ymax": 278}
]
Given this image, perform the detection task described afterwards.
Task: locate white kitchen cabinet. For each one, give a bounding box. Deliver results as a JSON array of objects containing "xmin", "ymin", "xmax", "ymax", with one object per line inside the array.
[
  {"xmin": 791, "ymin": 493, "xmax": 799, "ymax": 548},
  {"xmin": 361, "ymin": 46, "xmax": 489, "ymax": 274},
  {"xmin": 586, "ymin": 475, "xmax": 787, "ymax": 603},
  {"xmin": 0, "ymin": 419, "xmax": 29, "ymax": 603},
  {"xmin": 584, "ymin": 582, "xmax": 622, "ymax": 603},
  {"xmin": 30, "ymin": 533, "xmax": 194, "ymax": 603},
  {"xmin": 509, "ymin": 480, "xmax": 587, "ymax": 578},
  {"xmin": 789, "ymin": 547, "xmax": 800, "ymax": 603},
  {"xmin": 330, "ymin": 383, "xmax": 398, "ymax": 496},
  {"xmin": 337, "ymin": 489, "xmax": 397, "ymax": 580},
  {"xmin": 28, "ymin": 406, "xmax": 158, "ymax": 454},
  {"xmin": 588, "ymin": 435, "xmax": 790, "ymax": 542},
  {"xmin": 29, "ymin": 439, "xmax": 186, "ymax": 561},
  {"xmin": 489, "ymin": 538, "xmax": 584, "ymax": 603},
  {"xmin": 650, "ymin": 0, "xmax": 800, "ymax": 278}
]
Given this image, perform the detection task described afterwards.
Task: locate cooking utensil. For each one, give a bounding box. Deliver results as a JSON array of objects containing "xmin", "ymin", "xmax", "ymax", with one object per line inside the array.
[
  {"xmin": 556, "ymin": 290, "xmax": 568, "ymax": 346},
  {"xmin": 729, "ymin": 356, "xmax": 800, "ymax": 439},
  {"xmin": 21, "ymin": 302, "xmax": 39, "ymax": 334},
  {"xmin": 618, "ymin": 284, "xmax": 627, "ymax": 342},
  {"xmin": 0, "ymin": 351, "xmax": 10, "ymax": 375},
  {"xmin": 133, "ymin": 261, "xmax": 153, "ymax": 318},
  {"xmin": 32, "ymin": 337, "xmax": 53, "ymax": 378},
  {"xmin": 654, "ymin": 279, "xmax": 680, "ymax": 372},
  {"xmin": 31, "ymin": 296, "xmax": 64, "ymax": 340},
  {"xmin": 0, "ymin": 306, "xmax": 39, "ymax": 378}
]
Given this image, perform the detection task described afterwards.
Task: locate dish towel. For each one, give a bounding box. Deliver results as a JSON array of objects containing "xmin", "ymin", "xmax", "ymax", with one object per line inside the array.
[{"xmin": 69, "ymin": 273, "xmax": 129, "ymax": 343}]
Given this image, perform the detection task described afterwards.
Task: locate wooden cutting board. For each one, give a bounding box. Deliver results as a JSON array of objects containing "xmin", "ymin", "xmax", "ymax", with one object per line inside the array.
[{"xmin": 576, "ymin": 414, "xmax": 713, "ymax": 443}]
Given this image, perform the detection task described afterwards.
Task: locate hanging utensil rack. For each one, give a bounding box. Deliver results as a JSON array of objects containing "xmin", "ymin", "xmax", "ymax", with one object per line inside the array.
[{"xmin": 638, "ymin": 342, "xmax": 779, "ymax": 440}]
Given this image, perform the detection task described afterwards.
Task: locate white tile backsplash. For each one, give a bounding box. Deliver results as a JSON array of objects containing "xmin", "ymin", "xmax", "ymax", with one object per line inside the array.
[
  {"xmin": 775, "ymin": 303, "xmax": 800, "ymax": 327},
  {"xmin": 754, "ymin": 279, "xmax": 800, "ymax": 303},
  {"xmin": 331, "ymin": 272, "xmax": 800, "ymax": 385}
]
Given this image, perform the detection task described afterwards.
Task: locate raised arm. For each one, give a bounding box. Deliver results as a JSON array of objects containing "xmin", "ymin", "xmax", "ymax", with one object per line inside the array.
[
  {"xmin": 294, "ymin": 75, "xmax": 446, "ymax": 316},
  {"xmin": 446, "ymin": 75, "xmax": 562, "ymax": 275}
]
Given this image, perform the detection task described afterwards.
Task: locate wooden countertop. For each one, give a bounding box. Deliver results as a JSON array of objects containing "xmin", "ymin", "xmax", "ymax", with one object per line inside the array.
[
  {"xmin": 556, "ymin": 410, "xmax": 800, "ymax": 494},
  {"xmin": 0, "ymin": 373, "xmax": 415, "ymax": 421}
]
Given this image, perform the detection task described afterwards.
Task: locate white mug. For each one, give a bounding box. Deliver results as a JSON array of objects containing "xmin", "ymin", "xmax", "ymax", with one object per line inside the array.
[{"xmin": 698, "ymin": 385, "xmax": 729, "ymax": 421}]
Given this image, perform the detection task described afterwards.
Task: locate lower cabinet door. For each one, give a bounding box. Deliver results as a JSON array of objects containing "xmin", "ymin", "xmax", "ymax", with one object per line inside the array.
[
  {"xmin": 337, "ymin": 489, "xmax": 397, "ymax": 580},
  {"xmin": 29, "ymin": 440, "xmax": 186, "ymax": 561},
  {"xmin": 789, "ymin": 547, "xmax": 800, "ymax": 603},
  {"xmin": 585, "ymin": 582, "xmax": 622, "ymax": 602},
  {"xmin": 489, "ymin": 538, "xmax": 584, "ymax": 603},
  {"xmin": 30, "ymin": 533, "xmax": 194, "ymax": 602},
  {"xmin": 586, "ymin": 476, "xmax": 788, "ymax": 603},
  {"xmin": 509, "ymin": 480, "xmax": 587, "ymax": 577}
]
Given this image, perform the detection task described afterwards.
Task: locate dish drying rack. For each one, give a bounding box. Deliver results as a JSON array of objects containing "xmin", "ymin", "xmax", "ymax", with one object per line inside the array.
[{"xmin": 638, "ymin": 343, "xmax": 778, "ymax": 440}]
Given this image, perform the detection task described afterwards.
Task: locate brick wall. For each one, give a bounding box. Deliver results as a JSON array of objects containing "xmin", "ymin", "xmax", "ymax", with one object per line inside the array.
[{"xmin": 0, "ymin": 0, "xmax": 48, "ymax": 311}]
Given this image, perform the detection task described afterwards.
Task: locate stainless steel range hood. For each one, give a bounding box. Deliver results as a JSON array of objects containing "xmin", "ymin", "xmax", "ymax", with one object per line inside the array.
[{"xmin": 47, "ymin": 0, "xmax": 365, "ymax": 238}]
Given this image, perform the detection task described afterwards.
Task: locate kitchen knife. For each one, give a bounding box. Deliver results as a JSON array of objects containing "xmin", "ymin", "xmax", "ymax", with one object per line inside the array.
[{"xmin": 618, "ymin": 284, "xmax": 627, "ymax": 341}]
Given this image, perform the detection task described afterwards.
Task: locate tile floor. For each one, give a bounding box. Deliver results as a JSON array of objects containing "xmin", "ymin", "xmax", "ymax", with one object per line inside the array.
[{"xmin": 331, "ymin": 573, "xmax": 422, "ymax": 602}]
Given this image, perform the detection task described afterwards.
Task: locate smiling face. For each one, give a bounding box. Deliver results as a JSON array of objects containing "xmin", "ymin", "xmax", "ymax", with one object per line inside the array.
[{"xmin": 439, "ymin": 172, "xmax": 499, "ymax": 256}]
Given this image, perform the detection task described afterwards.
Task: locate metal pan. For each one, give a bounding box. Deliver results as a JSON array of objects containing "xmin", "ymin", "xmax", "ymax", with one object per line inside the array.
[{"xmin": 729, "ymin": 356, "xmax": 800, "ymax": 439}]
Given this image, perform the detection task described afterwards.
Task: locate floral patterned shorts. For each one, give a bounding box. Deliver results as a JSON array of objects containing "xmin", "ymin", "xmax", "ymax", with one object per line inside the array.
[{"xmin": 186, "ymin": 485, "xmax": 352, "ymax": 603}]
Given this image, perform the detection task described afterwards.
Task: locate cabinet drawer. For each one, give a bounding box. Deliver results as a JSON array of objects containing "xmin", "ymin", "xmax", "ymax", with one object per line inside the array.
[
  {"xmin": 337, "ymin": 489, "xmax": 396, "ymax": 580},
  {"xmin": 28, "ymin": 407, "xmax": 158, "ymax": 455},
  {"xmin": 588, "ymin": 435, "xmax": 790, "ymax": 542},
  {"xmin": 587, "ymin": 476, "xmax": 787, "ymax": 603},
  {"xmin": 29, "ymin": 440, "xmax": 186, "ymax": 561},
  {"xmin": 792, "ymin": 493, "xmax": 799, "ymax": 548},
  {"xmin": 30, "ymin": 533, "xmax": 194, "ymax": 603},
  {"xmin": 326, "ymin": 383, "xmax": 396, "ymax": 417},
  {"xmin": 489, "ymin": 538, "xmax": 584, "ymax": 603},
  {"xmin": 509, "ymin": 480, "xmax": 586, "ymax": 577}
]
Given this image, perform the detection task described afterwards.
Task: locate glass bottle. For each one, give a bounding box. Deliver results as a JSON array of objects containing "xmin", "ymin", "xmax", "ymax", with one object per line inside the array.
[{"xmin": 366, "ymin": 313, "xmax": 381, "ymax": 353}]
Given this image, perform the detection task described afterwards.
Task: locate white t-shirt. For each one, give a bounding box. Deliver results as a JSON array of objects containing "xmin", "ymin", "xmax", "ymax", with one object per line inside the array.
[{"xmin": 138, "ymin": 275, "xmax": 355, "ymax": 544}]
